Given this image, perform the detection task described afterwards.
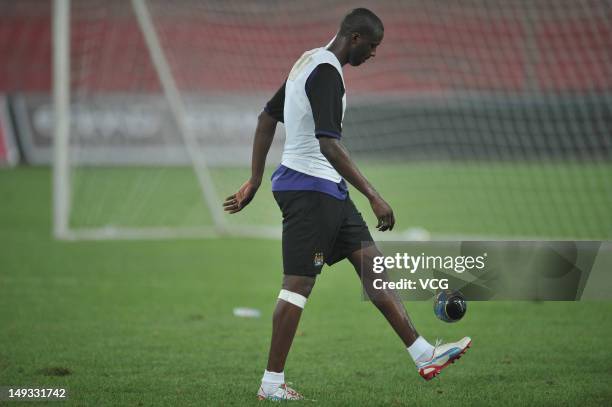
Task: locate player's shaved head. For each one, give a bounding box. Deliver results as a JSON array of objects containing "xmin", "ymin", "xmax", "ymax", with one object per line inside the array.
[
  {"xmin": 339, "ymin": 8, "xmax": 384, "ymax": 40},
  {"xmin": 332, "ymin": 8, "xmax": 384, "ymax": 66}
]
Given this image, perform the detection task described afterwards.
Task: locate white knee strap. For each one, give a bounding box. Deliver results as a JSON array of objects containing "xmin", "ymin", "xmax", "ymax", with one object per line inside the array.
[{"xmin": 278, "ymin": 289, "xmax": 307, "ymax": 309}]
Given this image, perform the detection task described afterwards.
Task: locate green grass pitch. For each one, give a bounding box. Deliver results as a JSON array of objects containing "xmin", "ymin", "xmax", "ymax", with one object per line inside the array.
[
  {"xmin": 65, "ymin": 162, "xmax": 612, "ymax": 239},
  {"xmin": 1, "ymin": 166, "xmax": 612, "ymax": 406}
]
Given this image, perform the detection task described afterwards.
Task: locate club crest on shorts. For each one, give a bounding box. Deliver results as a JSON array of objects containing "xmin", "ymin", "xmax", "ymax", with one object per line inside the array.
[{"xmin": 313, "ymin": 251, "xmax": 324, "ymax": 267}]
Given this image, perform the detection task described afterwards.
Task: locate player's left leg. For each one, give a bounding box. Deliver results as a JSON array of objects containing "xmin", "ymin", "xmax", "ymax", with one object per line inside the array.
[
  {"xmin": 259, "ymin": 191, "xmax": 337, "ymax": 400},
  {"xmin": 266, "ymin": 275, "xmax": 316, "ymax": 373},
  {"xmin": 258, "ymin": 275, "xmax": 313, "ymax": 401}
]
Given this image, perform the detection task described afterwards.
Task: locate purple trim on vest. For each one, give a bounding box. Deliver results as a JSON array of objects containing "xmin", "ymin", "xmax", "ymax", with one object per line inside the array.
[
  {"xmin": 315, "ymin": 130, "xmax": 341, "ymax": 139},
  {"xmin": 271, "ymin": 165, "xmax": 348, "ymax": 200}
]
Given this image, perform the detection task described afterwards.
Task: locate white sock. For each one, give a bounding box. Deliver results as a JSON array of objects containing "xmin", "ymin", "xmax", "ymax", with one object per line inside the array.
[
  {"xmin": 407, "ymin": 336, "xmax": 434, "ymax": 363},
  {"xmin": 261, "ymin": 370, "xmax": 284, "ymax": 395}
]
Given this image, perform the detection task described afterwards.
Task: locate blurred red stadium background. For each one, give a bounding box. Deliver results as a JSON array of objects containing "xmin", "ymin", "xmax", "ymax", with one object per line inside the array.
[{"xmin": 1, "ymin": 0, "xmax": 610, "ymax": 95}]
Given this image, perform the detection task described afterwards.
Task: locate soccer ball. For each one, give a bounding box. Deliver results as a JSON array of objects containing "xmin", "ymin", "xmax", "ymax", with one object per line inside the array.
[{"xmin": 434, "ymin": 290, "xmax": 467, "ymax": 323}]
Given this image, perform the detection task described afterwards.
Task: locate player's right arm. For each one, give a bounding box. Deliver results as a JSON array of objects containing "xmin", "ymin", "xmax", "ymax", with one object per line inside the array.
[
  {"xmin": 223, "ymin": 83, "xmax": 285, "ymax": 214},
  {"xmin": 308, "ymin": 64, "xmax": 395, "ymax": 231},
  {"xmin": 319, "ymin": 137, "xmax": 395, "ymax": 231}
]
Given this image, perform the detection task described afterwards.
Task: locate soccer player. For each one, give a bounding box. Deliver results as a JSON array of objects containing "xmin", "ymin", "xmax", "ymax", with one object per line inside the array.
[{"xmin": 223, "ymin": 8, "xmax": 471, "ymax": 401}]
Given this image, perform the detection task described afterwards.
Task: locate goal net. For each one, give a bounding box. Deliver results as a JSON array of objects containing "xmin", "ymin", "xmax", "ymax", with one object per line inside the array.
[{"xmin": 53, "ymin": 0, "xmax": 612, "ymax": 240}]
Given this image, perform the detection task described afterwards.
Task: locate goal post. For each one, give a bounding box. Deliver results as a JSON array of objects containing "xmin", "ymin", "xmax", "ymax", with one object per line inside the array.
[
  {"xmin": 130, "ymin": 0, "xmax": 227, "ymax": 235},
  {"xmin": 52, "ymin": 0, "xmax": 275, "ymax": 240},
  {"xmin": 52, "ymin": 0, "xmax": 70, "ymax": 240}
]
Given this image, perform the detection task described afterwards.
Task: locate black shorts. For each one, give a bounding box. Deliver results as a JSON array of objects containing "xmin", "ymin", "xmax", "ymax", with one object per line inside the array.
[{"xmin": 273, "ymin": 190, "xmax": 374, "ymax": 277}]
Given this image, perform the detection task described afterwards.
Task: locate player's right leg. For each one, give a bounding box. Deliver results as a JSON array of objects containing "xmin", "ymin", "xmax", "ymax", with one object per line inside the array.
[
  {"xmin": 414, "ymin": 337, "xmax": 472, "ymax": 380},
  {"xmin": 348, "ymin": 244, "xmax": 421, "ymax": 346},
  {"xmin": 346, "ymin": 232, "xmax": 471, "ymax": 380}
]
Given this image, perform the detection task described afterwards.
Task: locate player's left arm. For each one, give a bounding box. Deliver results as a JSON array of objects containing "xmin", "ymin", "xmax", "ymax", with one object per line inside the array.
[{"xmin": 223, "ymin": 83, "xmax": 285, "ymax": 214}]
